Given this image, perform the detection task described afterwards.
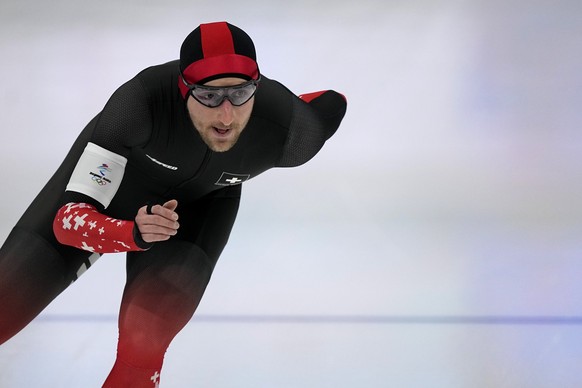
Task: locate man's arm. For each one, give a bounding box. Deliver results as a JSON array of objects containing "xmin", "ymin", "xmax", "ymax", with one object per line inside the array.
[
  {"xmin": 299, "ymin": 90, "xmax": 347, "ymax": 141},
  {"xmin": 276, "ymin": 83, "xmax": 347, "ymax": 167},
  {"xmin": 51, "ymin": 76, "xmax": 178, "ymax": 253},
  {"xmin": 53, "ymin": 199, "xmax": 179, "ymax": 253}
]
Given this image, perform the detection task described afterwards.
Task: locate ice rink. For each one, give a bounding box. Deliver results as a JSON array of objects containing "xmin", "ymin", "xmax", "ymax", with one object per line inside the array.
[{"xmin": 1, "ymin": 0, "xmax": 582, "ymax": 386}]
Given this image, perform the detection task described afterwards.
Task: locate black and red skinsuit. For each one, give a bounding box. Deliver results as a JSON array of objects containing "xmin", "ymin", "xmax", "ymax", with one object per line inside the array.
[{"xmin": 0, "ymin": 60, "xmax": 346, "ymax": 386}]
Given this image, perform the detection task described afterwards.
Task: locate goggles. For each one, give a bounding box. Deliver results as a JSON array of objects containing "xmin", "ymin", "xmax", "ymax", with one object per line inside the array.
[{"xmin": 180, "ymin": 74, "xmax": 260, "ymax": 108}]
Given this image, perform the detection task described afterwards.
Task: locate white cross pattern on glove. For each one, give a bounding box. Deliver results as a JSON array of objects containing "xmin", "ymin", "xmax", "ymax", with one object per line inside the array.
[{"xmin": 73, "ymin": 213, "xmax": 88, "ymax": 230}]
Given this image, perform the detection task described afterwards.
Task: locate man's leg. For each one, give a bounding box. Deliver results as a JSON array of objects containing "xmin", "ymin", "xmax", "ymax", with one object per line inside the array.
[
  {"xmin": 0, "ymin": 227, "xmax": 78, "ymax": 344},
  {"xmin": 103, "ymin": 241, "xmax": 214, "ymax": 387},
  {"xmin": 103, "ymin": 187, "xmax": 240, "ymax": 387}
]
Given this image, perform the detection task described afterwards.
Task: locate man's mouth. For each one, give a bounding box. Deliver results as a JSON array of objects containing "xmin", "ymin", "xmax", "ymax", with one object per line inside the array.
[{"xmin": 213, "ymin": 126, "xmax": 231, "ymax": 135}]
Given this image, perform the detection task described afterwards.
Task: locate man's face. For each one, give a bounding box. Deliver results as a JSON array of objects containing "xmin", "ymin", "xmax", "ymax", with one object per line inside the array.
[{"xmin": 186, "ymin": 77, "xmax": 255, "ymax": 152}]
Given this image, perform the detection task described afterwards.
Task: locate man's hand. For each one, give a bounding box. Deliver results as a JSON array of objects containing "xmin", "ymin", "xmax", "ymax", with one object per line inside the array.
[{"xmin": 135, "ymin": 200, "xmax": 180, "ymax": 243}]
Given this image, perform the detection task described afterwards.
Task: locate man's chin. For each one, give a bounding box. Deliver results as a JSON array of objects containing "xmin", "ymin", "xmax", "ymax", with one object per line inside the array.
[
  {"xmin": 209, "ymin": 143, "xmax": 233, "ymax": 152},
  {"xmin": 197, "ymin": 126, "xmax": 242, "ymax": 152},
  {"xmin": 205, "ymin": 137, "xmax": 237, "ymax": 152}
]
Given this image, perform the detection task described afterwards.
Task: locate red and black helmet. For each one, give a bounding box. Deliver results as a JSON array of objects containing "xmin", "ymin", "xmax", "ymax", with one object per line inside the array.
[{"xmin": 178, "ymin": 21, "xmax": 260, "ymax": 98}]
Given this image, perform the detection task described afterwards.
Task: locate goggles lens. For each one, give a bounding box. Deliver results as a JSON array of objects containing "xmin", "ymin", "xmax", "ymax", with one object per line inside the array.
[{"xmin": 183, "ymin": 76, "xmax": 260, "ymax": 108}]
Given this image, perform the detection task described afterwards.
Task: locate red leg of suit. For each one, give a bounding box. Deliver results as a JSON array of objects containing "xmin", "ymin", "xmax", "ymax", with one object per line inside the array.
[{"xmin": 103, "ymin": 241, "xmax": 213, "ymax": 387}]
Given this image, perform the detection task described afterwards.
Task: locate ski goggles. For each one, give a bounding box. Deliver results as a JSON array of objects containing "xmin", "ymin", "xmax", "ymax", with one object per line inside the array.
[{"xmin": 181, "ymin": 75, "xmax": 260, "ymax": 108}]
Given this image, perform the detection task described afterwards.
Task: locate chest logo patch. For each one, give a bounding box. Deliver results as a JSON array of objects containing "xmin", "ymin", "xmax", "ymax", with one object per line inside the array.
[{"xmin": 215, "ymin": 172, "xmax": 251, "ymax": 186}]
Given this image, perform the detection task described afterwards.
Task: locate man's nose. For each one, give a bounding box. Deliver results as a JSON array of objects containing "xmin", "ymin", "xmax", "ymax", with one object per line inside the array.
[{"xmin": 218, "ymin": 99, "xmax": 234, "ymax": 126}]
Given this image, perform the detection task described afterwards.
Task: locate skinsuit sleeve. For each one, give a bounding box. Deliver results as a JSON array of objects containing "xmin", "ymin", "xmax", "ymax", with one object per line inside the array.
[
  {"xmin": 277, "ymin": 87, "xmax": 347, "ymax": 167},
  {"xmin": 52, "ymin": 77, "xmax": 153, "ymax": 253}
]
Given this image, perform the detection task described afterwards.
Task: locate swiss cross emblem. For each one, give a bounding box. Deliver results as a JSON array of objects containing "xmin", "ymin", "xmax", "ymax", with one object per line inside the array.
[{"xmin": 215, "ymin": 172, "xmax": 250, "ymax": 186}]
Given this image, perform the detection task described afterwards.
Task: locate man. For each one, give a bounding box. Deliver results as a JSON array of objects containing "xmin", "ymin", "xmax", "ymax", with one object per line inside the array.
[{"xmin": 0, "ymin": 21, "xmax": 347, "ymax": 387}]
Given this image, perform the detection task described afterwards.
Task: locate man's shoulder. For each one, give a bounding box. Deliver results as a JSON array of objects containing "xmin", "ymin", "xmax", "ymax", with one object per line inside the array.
[
  {"xmin": 252, "ymin": 76, "xmax": 293, "ymax": 125},
  {"xmin": 132, "ymin": 60, "xmax": 181, "ymax": 99},
  {"xmin": 136, "ymin": 60, "xmax": 180, "ymax": 79}
]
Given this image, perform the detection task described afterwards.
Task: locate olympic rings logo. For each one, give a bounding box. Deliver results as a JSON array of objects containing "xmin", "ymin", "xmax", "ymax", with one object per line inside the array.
[
  {"xmin": 90, "ymin": 172, "xmax": 112, "ymax": 186},
  {"xmin": 91, "ymin": 175, "xmax": 109, "ymax": 186}
]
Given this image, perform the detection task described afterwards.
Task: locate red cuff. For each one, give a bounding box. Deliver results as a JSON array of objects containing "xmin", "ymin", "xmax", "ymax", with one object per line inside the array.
[
  {"xmin": 299, "ymin": 90, "xmax": 347, "ymax": 104},
  {"xmin": 53, "ymin": 202, "xmax": 145, "ymax": 253},
  {"xmin": 298, "ymin": 90, "xmax": 327, "ymax": 103}
]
